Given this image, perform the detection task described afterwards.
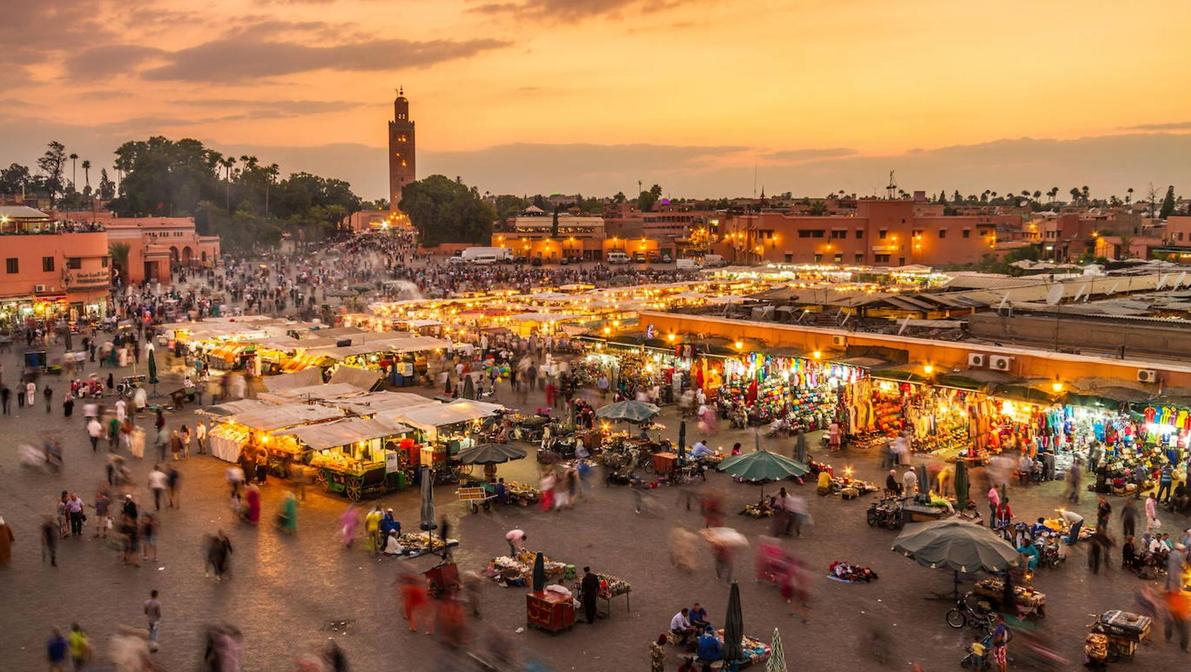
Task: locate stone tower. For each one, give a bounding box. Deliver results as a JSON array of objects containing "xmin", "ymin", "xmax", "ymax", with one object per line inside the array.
[{"xmin": 388, "ymin": 88, "xmax": 416, "ymax": 211}]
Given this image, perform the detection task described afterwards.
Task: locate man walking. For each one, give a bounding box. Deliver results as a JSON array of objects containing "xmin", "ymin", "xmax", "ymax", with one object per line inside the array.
[
  {"xmin": 148, "ymin": 466, "xmax": 168, "ymax": 511},
  {"xmin": 144, "ymin": 589, "xmax": 162, "ymax": 652},
  {"xmin": 87, "ymin": 416, "xmax": 103, "ymax": 452}
]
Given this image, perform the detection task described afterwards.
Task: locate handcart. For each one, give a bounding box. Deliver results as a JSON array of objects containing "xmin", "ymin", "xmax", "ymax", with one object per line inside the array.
[
  {"xmin": 425, "ymin": 560, "xmax": 461, "ymax": 599},
  {"xmin": 456, "ymin": 485, "xmax": 496, "ymax": 514},
  {"xmin": 1086, "ymin": 609, "xmax": 1151, "ymax": 663}
]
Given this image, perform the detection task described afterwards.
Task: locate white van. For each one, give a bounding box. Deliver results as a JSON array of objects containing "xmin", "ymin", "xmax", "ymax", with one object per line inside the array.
[
  {"xmin": 675, "ymin": 258, "xmax": 700, "ymax": 270},
  {"xmin": 606, "ymin": 251, "xmax": 630, "ymax": 264},
  {"xmin": 702, "ymin": 254, "xmax": 727, "ymax": 267},
  {"xmin": 454, "ymin": 247, "xmax": 513, "ymax": 265}
]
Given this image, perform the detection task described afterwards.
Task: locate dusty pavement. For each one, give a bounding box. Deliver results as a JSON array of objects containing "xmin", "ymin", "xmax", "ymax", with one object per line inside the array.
[{"xmin": 0, "ymin": 341, "xmax": 1187, "ymax": 671}]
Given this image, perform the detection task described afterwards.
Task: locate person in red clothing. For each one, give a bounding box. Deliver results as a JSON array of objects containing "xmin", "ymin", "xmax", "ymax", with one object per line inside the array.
[{"xmin": 398, "ymin": 572, "xmax": 430, "ymax": 633}]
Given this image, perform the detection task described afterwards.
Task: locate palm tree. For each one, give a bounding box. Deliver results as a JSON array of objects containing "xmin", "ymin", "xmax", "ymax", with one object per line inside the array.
[
  {"xmin": 1081, "ymin": 185, "xmax": 1090, "ymax": 204},
  {"xmin": 264, "ymin": 163, "xmax": 279, "ymax": 217},
  {"xmin": 1049, "ymin": 187, "xmax": 1059, "ymax": 203},
  {"xmin": 222, "ymin": 157, "xmax": 235, "ymax": 211},
  {"xmin": 81, "ymin": 160, "xmax": 91, "ymax": 191},
  {"xmin": 108, "ymin": 242, "xmax": 131, "ymax": 278},
  {"xmin": 1033, "ymin": 190, "xmax": 1042, "ymax": 201},
  {"xmin": 1126, "ymin": 187, "xmax": 1134, "ymax": 205},
  {"xmin": 69, "ymin": 152, "xmax": 78, "ymax": 189},
  {"xmin": 1070, "ymin": 187, "xmax": 1081, "ymax": 204}
]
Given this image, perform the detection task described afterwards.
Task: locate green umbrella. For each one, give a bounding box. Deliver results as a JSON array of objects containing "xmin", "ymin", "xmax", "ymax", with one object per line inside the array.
[
  {"xmin": 717, "ymin": 449, "xmax": 809, "ymax": 482},
  {"xmin": 147, "ymin": 347, "xmax": 159, "ymax": 385},
  {"xmin": 677, "ymin": 420, "xmax": 687, "ymax": 463},
  {"xmin": 723, "ymin": 581, "xmax": 744, "ymax": 668},
  {"xmin": 954, "ymin": 460, "xmax": 969, "ymax": 507},
  {"xmin": 595, "ymin": 400, "xmax": 660, "ymax": 423},
  {"xmin": 456, "ymin": 443, "xmax": 526, "ymax": 465}
]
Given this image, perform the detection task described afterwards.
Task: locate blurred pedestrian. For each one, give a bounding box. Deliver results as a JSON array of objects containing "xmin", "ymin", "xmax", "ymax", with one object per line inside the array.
[
  {"xmin": 0, "ymin": 515, "xmax": 12, "ymax": 567},
  {"xmin": 144, "ymin": 589, "xmax": 162, "ymax": 651},
  {"xmin": 47, "ymin": 627, "xmax": 68, "ymax": 671},
  {"xmin": 68, "ymin": 622, "xmax": 92, "ymax": 670}
]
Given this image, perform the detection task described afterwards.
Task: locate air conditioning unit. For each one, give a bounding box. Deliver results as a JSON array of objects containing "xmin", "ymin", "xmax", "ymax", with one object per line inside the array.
[
  {"xmin": 967, "ymin": 353, "xmax": 987, "ymax": 368},
  {"xmin": 1137, "ymin": 369, "xmax": 1158, "ymax": 384},
  {"xmin": 34, "ymin": 284, "xmax": 47, "ymax": 293},
  {"xmin": 989, "ymin": 355, "xmax": 1013, "ymax": 372},
  {"xmin": 831, "ymin": 335, "xmax": 847, "ymax": 347}
]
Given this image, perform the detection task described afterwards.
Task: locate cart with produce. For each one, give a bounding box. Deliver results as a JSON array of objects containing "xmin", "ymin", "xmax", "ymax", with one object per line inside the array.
[
  {"xmin": 972, "ymin": 577, "xmax": 1046, "ymax": 619},
  {"xmin": 456, "ymin": 485, "xmax": 496, "ymax": 514}
]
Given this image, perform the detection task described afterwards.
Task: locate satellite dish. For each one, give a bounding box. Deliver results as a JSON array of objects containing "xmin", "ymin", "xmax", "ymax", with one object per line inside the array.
[{"xmin": 1045, "ymin": 283, "xmax": 1064, "ymax": 306}]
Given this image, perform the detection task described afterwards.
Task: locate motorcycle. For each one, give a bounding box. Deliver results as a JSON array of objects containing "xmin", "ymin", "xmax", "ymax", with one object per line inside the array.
[{"xmin": 866, "ymin": 496, "xmax": 905, "ymax": 530}]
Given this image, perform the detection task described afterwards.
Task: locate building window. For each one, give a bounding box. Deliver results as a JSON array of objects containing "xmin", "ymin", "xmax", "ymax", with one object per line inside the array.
[
  {"xmin": 68, "ymin": 257, "xmax": 82, "ymax": 270},
  {"xmin": 912, "ymin": 229, "xmax": 924, "ymax": 238},
  {"xmin": 878, "ymin": 230, "xmax": 888, "ymax": 240},
  {"xmin": 102, "ymin": 257, "xmax": 109, "ymax": 268},
  {"xmin": 938, "ymin": 229, "xmax": 947, "ymax": 239},
  {"xmin": 5, "ymin": 258, "xmax": 17, "ymax": 274},
  {"xmin": 830, "ymin": 230, "xmax": 847, "ymax": 239},
  {"xmin": 874, "ymin": 254, "xmax": 891, "ymax": 263},
  {"xmin": 962, "ymin": 229, "xmax": 971, "ymax": 238},
  {"xmin": 813, "ymin": 253, "xmax": 823, "ymax": 262},
  {"xmin": 854, "ymin": 254, "xmax": 864, "ymax": 263},
  {"xmin": 855, "ymin": 230, "xmax": 864, "ymax": 239},
  {"xmin": 42, "ymin": 256, "xmax": 54, "ymax": 272},
  {"xmin": 834, "ymin": 253, "xmax": 843, "ymax": 263},
  {"xmin": 784, "ymin": 253, "xmax": 793, "ymax": 263},
  {"xmin": 798, "ymin": 229, "xmax": 825, "ymax": 239}
]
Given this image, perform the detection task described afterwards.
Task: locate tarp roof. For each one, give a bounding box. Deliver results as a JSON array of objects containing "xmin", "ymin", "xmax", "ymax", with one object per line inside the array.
[
  {"xmin": 328, "ymin": 366, "xmax": 384, "ymax": 391},
  {"xmin": 264, "ymin": 382, "xmax": 365, "ymax": 401},
  {"xmin": 226, "ymin": 403, "xmax": 344, "ymax": 431},
  {"xmin": 322, "ymin": 391, "xmax": 439, "ymax": 416},
  {"xmin": 262, "ymin": 367, "xmax": 324, "ymax": 392},
  {"xmin": 393, "ymin": 399, "xmax": 504, "ymax": 429},
  {"xmin": 276, "ymin": 417, "xmax": 412, "ymax": 450},
  {"xmin": 196, "ymin": 399, "xmax": 271, "ymax": 417}
]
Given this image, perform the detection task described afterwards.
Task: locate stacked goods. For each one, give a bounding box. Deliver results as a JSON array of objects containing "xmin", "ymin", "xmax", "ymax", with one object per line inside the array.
[{"xmin": 974, "ymin": 577, "xmax": 1046, "ymax": 608}]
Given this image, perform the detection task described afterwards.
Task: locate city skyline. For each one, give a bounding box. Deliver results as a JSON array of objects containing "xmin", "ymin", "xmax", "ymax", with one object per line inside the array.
[{"xmin": 3, "ymin": 0, "xmax": 1191, "ymax": 199}]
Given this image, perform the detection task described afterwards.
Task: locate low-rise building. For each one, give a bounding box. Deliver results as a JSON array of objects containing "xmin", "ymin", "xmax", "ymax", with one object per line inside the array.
[
  {"xmin": 0, "ymin": 206, "xmax": 110, "ymax": 321},
  {"xmin": 56, "ymin": 211, "xmax": 220, "ymax": 284}
]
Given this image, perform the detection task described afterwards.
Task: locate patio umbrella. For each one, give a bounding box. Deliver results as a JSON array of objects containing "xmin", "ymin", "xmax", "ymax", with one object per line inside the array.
[
  {"xmin": 462, "ymin": 375, "xmax": 475, "ymax": 400},
  {"xmin": 954, "ymin": 461, "xmax": 969, "ymax": 507},
  {"xmin": 531, "ymin": 551, "xmax": 546, "ymax": 592},
  {"xmin": 766, "ymin": 628, "xmax": 787, "ymax": 672},
  {"xmin": 456, "ymin": 443, "xmax": 526, "ymax": 464},
  {"xmin": 595, "ymin": 400, "xmax": 660, "ymax": 423},
  {"xmin": 419, "ymin": 466, "xmax": 437, "ymax": 539},
  {"xmin": 717, "ymin": 449, "xmax": 809, "ymax": 482},
  {"xmin": 677, "ymin": 420, "xmax": 687, "ymax": 463},
  {"xmin": 147, "ymin": 346, "xmax": 159, "ymax": 393},
  {"xmin": 893, "ymin": 520, "xmax": 1019, "ymax": 574},
  {"xmin": 723, "ymin": 581, "xmax": 744, "ymax": 669}
]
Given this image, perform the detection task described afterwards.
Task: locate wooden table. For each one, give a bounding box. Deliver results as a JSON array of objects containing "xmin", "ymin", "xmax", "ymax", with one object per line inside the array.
[{"xmin": 527, "ymin": 591, "xmax": 575, "ymax": 633}]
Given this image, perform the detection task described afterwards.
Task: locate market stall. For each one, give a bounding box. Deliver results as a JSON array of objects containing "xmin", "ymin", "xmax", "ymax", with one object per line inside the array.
[
  {"xmin": 390, "ymin": 399, "xmax": 505, "ymax": 467},
  {"xmin": 277, "ymin": 417, "xmax": 416, "ymax": 499},
  {"xmin": 207, "ymin": 403, "xmax": 344, "ymax": 463}
]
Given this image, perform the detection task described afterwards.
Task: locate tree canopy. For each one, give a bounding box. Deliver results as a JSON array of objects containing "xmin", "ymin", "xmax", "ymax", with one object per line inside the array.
[{"xmin": 399, "ymin": 175, "xmax": 495, "ymax": 246}]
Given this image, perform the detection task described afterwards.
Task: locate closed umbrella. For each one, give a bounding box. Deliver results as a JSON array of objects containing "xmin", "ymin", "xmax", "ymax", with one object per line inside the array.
[
  {"xmin": 955, "ymin": 461, "xmax": 969, "ymax": 507},
  {"xmin": 766, "ymin": 627, "xmax": 787, "ymax": 672},
  {"xmin": 531, "ymin": 551, "xmax": 546, "ymax": 592},
  {"xmin": 595, "ymin": 400, "xmax": 659, "ymax": 423},
  {"xmin": 147, "ymin": 345, "xmax": 159, "ymax": 394},
  {"xmin": 677, "ymin": 419, "xmax": 687, "ymax": 464},
  {"xmin": 419, "ymin": 466, "xmax": 437, "ymax": 546},
  {"xmin": 462, "ymin": 375, "xmax": 475, "ymax": 400},
  {"xmin": 723, "ymin": 581, "xmax": 744, "ymax": 669},
  {"xmin": 916, "ymin": 464, "xmax": 929, "ymax": 494},
  {"xmin": 794, "ymin": 430, "xmax": 807, "ymax": 464}
]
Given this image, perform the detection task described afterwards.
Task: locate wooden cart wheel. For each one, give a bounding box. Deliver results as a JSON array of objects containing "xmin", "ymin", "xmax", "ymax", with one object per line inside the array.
[
  {"xmin": 314, "ymin": 470, "xmax": 328, "ymax": 487},
  {"xmin": 347, "ymin": 482, "xmax": 362, "ymax": 501}
]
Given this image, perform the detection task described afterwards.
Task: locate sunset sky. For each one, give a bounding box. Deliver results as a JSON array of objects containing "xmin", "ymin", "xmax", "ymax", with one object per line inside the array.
[{"xmin": 4, "ymin": 0, "xmax": 1191, "ymax": 199}]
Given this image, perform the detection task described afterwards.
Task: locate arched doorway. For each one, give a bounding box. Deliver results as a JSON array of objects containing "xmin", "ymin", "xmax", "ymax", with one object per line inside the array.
[
  {"xmin": 201, "ymin": 251, "xmax": 208, "ymax": 263},
  {"xmin": 182, "ymin": 246, "xmax": 193, "ymax": 264},
  {"xmin": 169, "ymin": 247, "xmax": 179, "ymax": 264}
]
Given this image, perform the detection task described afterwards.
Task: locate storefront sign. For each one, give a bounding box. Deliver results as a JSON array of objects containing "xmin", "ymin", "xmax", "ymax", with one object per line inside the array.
[{"xmin": 65, "ymin": 270, "xmax": 111, "ymax": 288}]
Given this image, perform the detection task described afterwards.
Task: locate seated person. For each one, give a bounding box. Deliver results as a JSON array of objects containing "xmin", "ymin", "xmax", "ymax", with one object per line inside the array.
[
  {"xmin": 1016, "ymin": 538, "xmax": 1040, "ymax": 571},
  {"xmin": 690, "ymin": 441, "xmax": 714, "ymax": 461},
  {"xmin": 1029, "ymin": 517, "xmax": 1050, "ymax": 539},
  {"xmin": 670, "ymin": 608, "xmax": 695, "ymax": 644},
  {"xmin": 689, "ymin": 602, "xmax": 709, "ymax": 629},
  {"xmin": 382, "ymin": 529, "xmax": 404, "ymax": 556},
  {"xmin": 885, "ymin": 470, "xmax": 902, "ymax": 497},
  {"xmin": 695, "ymin": 626, "xmax": 723, "ymax": 663},
  {"xmin": 1122, "ymin": 536, "xmax": 1140, "ymax": 571},
  {"xmin": 379, "ymin": 509, "xmax": 401, "ymax": 537}
]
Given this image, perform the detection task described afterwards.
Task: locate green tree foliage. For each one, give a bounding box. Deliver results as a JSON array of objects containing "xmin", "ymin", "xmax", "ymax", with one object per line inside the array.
[
  {"xmin": 1159, "ymin": 185, "xmax": 1177, "ymax": 219},
  {"xmin": 638, "ymin": 184, "xmax": 663, "ymax": 212},
  {"xmin": 398, "ymin": 175, "xmax": 496, "ymax": 246},
  {"xmin": 37, "ymin": 141, "xmax": 67, "ymax": 202},
  {"xmin": 103, "ymin": 136, "xmax": 360, "ymax": 246},
  {"xmin": 97, "ymin": 169, "xmax": 116, "ymax": 200},
  {"xmin": 492, "ymin": 195, "xmax": 528, "ymax": 223}
]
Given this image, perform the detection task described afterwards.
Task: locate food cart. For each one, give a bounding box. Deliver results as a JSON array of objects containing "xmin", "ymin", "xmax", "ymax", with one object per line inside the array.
[
  {"xmin": 390, "ymin": 399, "xmax": 505, "ymax": 469},
  {"xmin": 277, "ymin": 417, "xmax": 417, "ymax": 500}
]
